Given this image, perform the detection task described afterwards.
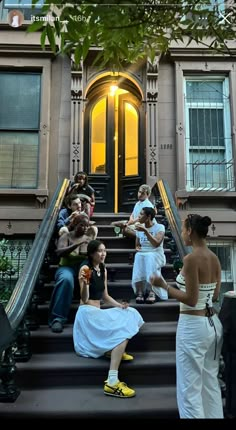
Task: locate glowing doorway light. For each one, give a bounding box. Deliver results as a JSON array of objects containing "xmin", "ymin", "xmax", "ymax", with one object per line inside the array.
[{"xmin": 109, "ymin": 84, "xmax": 118, "ymax": 96}]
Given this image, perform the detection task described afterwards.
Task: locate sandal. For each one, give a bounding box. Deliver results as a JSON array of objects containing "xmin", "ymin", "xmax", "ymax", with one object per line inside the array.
[
  {"xmin": 145, "ymin": 291, "xmax": 156, "ymax": 304},
  {"xmin": 136, "ymin": 293, "xmax": 144, "ymax": 304}
]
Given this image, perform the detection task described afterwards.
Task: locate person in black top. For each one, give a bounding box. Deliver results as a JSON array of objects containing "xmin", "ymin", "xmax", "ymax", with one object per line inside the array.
[
  {"xmin": 73, "ymin": 240, "xmax": 144, "ymax": 398},
  {"xmin": 68, "ymin": 172, "xmax": 95, "ymax": 217}
]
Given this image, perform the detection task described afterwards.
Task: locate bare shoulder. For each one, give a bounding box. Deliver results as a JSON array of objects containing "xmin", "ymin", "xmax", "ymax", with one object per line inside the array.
[
  {"xmin": 58, "ymin": 231, "xmax": 70, "ymax": 246},
  {"xmin": 209, "ymin": 249, "xmax": 221, "ymax": 268},
  {"xmin": 183, "ymin": 254, "xmax": 195, "ymax": 265}
]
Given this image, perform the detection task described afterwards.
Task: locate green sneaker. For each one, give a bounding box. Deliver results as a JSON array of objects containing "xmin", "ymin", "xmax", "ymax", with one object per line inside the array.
[{"xmin": 104, "ymin": 381, "xmax": 136, "ymax": 398}]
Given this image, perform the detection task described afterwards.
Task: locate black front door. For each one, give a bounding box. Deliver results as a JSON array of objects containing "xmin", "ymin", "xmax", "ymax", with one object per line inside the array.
[{"xmin": 84, "ymin": 87, "xmax": 145, "ymax": 213}]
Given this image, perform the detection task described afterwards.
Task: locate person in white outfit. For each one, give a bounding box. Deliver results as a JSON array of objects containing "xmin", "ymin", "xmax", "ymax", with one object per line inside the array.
[
  {"xmin": 111, "ymin": 184, "xmax": 156, "ymax": 239},
  {"xmin": 132, "ymin": 206, "xmax": 167, "ymax": 304},
  {"xmin": 73, "ymin": 240, "xmax": 144, "ymax": 398},
  {"xmin": 151, "ymin": 214, "xmax": 223, "ymax": 419},
  {"xmin": 11, "ymin": 15, "xmax": 19, "ymax": 27}
]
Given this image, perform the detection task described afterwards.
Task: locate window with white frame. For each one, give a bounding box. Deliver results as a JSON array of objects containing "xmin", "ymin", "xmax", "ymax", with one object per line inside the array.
[
  {"xmin": 208, "ymin": 242, "xmax": 233, "ymax": 282},
  {"xmin": 184, "ymin": 77, "xmax": 234, "ymax": 191},
  {"xmin": 0, "ymin": 72, "xmax": 41, "ymax": 188}
]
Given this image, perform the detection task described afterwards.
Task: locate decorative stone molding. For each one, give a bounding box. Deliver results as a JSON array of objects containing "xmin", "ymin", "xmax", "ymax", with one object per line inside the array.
[
  {"xmin": 147, "ymin": 91, "xmax": 158, "ymax": 102},
  {"xmin": 147, "ymin": 57, "xmax": 159, "ymax": 74},
  {"xmin": 71, "ymin": 57, "xmax": 83, "ymax": 72},
  {"xmin": 176, "ymin": 122, "xmax": 184, "ymax": 136},
  {"xmin": 36, "ymin": 196, "xmax": 48, "ymax": 209},
  {"xmin": 71, "ymin": 89, "xmax": 82, "ymax": 101},
  {"xmin": 146, "ymin": 56, "xmax": 159, "ymax": 179},
  {"xmin": 176, "ymin": 197, "xmax": 188, "ymax": 210},
  {"xmin": 71, "ymin": 59, "xmax": 84, "ymax": 177}
]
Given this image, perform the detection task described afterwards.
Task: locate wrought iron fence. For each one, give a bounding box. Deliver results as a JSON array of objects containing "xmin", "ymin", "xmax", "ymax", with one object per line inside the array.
[
  {"xmin": 0, "ymin": 237, "xmax": 34, "ymax": 306},
  {"xmin": 186, "ymin": 160, "xmax": 235, "ymax": 191},
  {"xmin": 207, "ymin": 240, "xmax": 234, "ymax": 310}
]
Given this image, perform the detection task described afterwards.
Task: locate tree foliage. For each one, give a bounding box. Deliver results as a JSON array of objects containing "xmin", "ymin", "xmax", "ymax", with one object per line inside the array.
[
  {"xmin": 0, "ymin": 240, "xmax": 13, "ymax": 273},
  {"xmin": 29, "ymin": 0, "xmax": 236, "ymax": 67}
]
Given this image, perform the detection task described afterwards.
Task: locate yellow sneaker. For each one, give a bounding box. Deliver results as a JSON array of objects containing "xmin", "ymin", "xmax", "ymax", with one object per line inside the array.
[
  {"xmin": 121, "ymin": 352, "xmax": 134, "ymax": 361},
  {"xmin": 104, "ymin": 381, "xmax": 136, "ymax": 398},
  {"xmin": 104, "ymin": 352, "xmax": 134, "ymax": 361}
]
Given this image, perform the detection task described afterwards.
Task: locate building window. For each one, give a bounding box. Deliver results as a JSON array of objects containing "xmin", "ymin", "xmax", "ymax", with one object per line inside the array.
[
  {"xmin": 184, "ymin": 77, "xmax": 234, "ymax": 191},
  {"xmin": 208, "ymin": 242, "xmax": 233, "ymax": 283},
  {"xmin": 0, "ymin": 72, "xmax": 41, "ymax": 188}
]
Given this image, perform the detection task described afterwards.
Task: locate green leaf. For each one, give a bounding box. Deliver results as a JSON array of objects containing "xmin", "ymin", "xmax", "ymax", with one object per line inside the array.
[
  {"xmin": 46, "ymin": 25, "xmax": 56, "ymax": 53},
  {"xmin": 74, "ymin": 44, "xmax": 83, "ymax": 64},
  {"xmin": 40, "ymin": 28, "xmax": 47, "ymax": 50},
  {"xmin": 82, "ymin": 37, "xmax": 90, "ymax": 60},
  {"xmin": 27, "ymin": 19, "xmax": 45, "ymax": 33},
  {"xmin": 27, "ymin": 0, "xmax": 236, "ymax": 68}
]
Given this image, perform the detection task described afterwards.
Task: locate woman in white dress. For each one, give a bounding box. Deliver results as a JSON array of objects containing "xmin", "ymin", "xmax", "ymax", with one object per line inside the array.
[
  {"xmin": 73, "ymin": 240, "xmax": 144, "ymax": 398},
  {"xmin": 132, "ymin": 207, "xmax": 167, "ymax": 303}
]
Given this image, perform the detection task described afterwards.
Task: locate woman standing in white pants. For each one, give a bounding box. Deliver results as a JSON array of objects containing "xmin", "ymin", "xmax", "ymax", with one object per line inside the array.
[{"xmin": 151, "ymin": 214, "xmax": 223, "ymax": 419}]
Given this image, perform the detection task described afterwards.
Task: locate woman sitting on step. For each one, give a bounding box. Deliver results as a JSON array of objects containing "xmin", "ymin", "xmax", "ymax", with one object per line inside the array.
[
  {"xmin": 73, "ymin": 240, "xmax": 144, "ymax": 398},
  {"xmin": 132, "ymin": 207, "xmax": 167, "ymax": 304},
  {"xmin": 49, "ymin": 214, "xmax": 96, "ymax": 333}
]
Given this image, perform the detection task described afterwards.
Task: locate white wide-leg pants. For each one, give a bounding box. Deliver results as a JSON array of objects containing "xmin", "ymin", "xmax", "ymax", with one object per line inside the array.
[{"xmin": 176, "ymin": 314, "xmax": 224, "ymax": 419}]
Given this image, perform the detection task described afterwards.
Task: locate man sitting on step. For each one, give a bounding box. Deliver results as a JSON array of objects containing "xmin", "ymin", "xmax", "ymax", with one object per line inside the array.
[{"xmin": 111, "ymin": 184, "xmax": 156, "ymax": 239}]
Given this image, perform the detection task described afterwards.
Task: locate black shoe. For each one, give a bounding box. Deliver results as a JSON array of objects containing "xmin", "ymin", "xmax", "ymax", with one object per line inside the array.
[{"xmin": 51, "ymin": 321, "xmax": 63, "ymax": 333}]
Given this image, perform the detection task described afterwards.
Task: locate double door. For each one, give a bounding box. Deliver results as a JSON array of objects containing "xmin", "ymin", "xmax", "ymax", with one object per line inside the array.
[{"xmin": 84, "ymin": 88, "xmax": 145, "ymax": 212}]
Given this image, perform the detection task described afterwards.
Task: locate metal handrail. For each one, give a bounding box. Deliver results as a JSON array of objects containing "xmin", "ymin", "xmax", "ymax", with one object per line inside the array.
[
  {"xmin": 6, "ymin": 178, "xmax": 70, "ymax": 330},
  {"xmin": 157, "ymin": 179, "xmax": 191, "ymax": 260}
]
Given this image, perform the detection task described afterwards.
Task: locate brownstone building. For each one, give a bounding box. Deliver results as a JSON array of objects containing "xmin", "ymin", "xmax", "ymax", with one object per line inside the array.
[{"xmin": 0, "ymin": 1, "xmax": 235, "ymax": 292}]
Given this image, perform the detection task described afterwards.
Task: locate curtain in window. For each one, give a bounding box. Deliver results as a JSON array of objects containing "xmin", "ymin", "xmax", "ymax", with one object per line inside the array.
[{"xmin": 0, "ymin": 73, "xmax": 41, "ymax": 188}]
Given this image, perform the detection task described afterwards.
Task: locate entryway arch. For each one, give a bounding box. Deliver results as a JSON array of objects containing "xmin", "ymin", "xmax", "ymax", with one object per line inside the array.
[{"xmin": 84, "ymin": 74, "xmax": 145, "ymax": 213}]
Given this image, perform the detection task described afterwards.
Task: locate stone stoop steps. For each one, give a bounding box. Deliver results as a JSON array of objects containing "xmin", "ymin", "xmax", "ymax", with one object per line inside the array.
[{"xmin": 0, "ymin": 213, "xmax": 180, "ymax": 419}]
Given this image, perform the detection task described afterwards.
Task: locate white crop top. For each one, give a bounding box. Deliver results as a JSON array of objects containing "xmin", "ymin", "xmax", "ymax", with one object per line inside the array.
[{"xmin": 176, "ymin": 272, "xmax": 217, "ymax": 312}]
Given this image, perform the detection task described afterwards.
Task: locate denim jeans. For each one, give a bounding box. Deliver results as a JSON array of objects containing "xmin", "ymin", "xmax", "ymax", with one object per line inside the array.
[{"xmin": 48, "ymin": 265, "xmax": 79, "ymax": 326}]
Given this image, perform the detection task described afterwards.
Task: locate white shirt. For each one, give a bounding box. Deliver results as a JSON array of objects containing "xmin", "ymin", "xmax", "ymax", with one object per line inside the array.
[
  {"xmin": 132, "ymin": 199, "xmax": 155, "ymax": 220},
  {"xmin": 136, "ymin": 223, "xmax": 165, "ymax": 252}
]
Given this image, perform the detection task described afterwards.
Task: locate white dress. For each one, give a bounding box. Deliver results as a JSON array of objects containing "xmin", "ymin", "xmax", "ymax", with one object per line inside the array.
[
  {"xmin": 73, "ymin": 305, "xmax": 144, "ymax": 358},
  {"xmin": 132, "ymin": 223, "xmax": 168, "ymax": 300}
]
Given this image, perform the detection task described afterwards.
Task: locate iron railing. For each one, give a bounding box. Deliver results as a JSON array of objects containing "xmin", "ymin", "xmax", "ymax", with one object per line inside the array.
[
  {"xmin": 0, "ymin": 239, "xmax": 33, "ymax": 306},
  {"xmin": 157, "ymin": 179, "xmax": 192, "ymax": 261},
  {"xmin": 5, "ymin": 178, "xmax": 69, "ymax": 331},
  {"xmin": 186, "ymin": 160, "xmax": 235, "ymax": 191}
]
